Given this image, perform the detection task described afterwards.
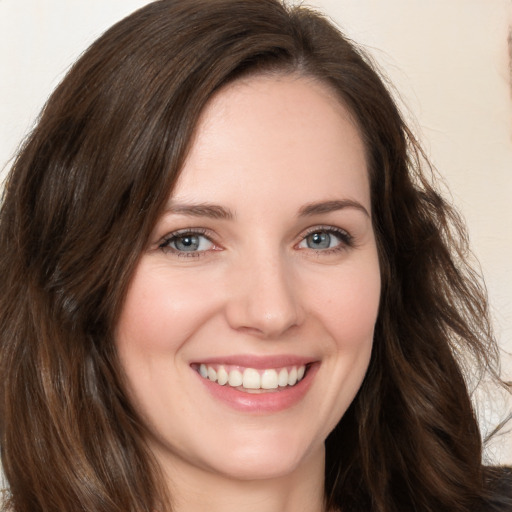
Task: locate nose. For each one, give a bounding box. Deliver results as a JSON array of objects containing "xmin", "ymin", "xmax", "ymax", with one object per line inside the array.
[{"xmin": 224, "ymin": 251, "xmax": 304, "ymax": 338}]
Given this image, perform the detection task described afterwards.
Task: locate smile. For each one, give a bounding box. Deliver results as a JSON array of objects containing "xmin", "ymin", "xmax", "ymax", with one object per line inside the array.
[
  {"xmin": 196, "ymin": 364, "xmax": 307, "ymax": 392},
  {"xmin": 192, "ymin": 358, "xmax": 318, "ymax": 412}
]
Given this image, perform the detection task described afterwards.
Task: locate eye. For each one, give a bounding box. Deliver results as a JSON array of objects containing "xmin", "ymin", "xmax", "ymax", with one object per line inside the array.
[
  {"xmin": 297, "ymin": 227, "xmax": 352, "ymax": 251},
  {"xmin": 159, "ymin": 230, "xmax": 215, "ymax": 255}
]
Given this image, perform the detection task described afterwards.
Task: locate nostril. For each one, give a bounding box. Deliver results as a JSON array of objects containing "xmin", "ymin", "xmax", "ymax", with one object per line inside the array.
[{"xmin": 223, "ymin": 257, "xmax": 304, "ymax": 337}]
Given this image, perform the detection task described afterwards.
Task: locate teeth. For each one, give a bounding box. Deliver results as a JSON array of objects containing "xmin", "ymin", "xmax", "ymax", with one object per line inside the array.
[
  {"xmin": 278, "ymin": 368, "xmax": 289, "ymax": 387},
  {"xmin": 242, "ymin": 368, "xmax": 260, "ymax": 389},
  {"xmin": 217, "ymin": 366, "xmax": 229, "ymax": 385},
  {"xmin": 207, "ymin": 366, "xmax": 217, "ymax": 382},
  {"xmin": 288, "ymin": 367, "xmax": 298, "ymax": 386},
  {"xmin": 197, "ymin": 363, "xmax": 307, "ymax": 390},
  {"xmin": 228, "ymin": 369, "xmax": 243, "ymax": 387},
  {"xmin": 261, "ymin": 369, "xmax": 278, "ymax": 389}
]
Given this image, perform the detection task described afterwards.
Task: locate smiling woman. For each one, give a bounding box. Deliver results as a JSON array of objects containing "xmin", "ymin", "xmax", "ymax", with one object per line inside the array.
[
  {"xmin": 115, "ymin": 76, "xmax": 380, "ymax": 491},
  {"xmin": 0, "ymin": 1, "xmax": 510, "ymax": 512}
]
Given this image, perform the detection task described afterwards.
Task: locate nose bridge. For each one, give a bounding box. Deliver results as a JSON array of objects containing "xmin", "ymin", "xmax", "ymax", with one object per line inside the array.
[{"xmin": 225, "ymin": 243, "xmax": 302, "ymax": 337}]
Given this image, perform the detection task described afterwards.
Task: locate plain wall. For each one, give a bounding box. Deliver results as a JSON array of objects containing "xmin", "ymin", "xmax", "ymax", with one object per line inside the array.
[{"xmin": 1, "ymin": 0, "xmax": 511, "ymax": 463}]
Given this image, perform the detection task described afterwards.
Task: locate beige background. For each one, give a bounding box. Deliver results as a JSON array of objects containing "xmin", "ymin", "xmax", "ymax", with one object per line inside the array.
[{"xmin": 0, "ymin": 0, "xmax": 511, "ymax": 464}]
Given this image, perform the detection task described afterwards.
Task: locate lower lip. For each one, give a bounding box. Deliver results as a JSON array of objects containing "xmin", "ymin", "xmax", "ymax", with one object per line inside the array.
[{"xmin": 194, "ymin": 364, "xmax": 318, "ymax": 413}]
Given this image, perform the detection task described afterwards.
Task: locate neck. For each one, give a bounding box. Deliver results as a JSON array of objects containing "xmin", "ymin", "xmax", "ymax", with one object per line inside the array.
[{"xmin": 159, "ymin": 446, "xmax": 326, "ymax": 512}]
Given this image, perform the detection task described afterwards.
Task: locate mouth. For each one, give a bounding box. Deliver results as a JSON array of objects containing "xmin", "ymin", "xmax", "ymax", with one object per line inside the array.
[
  {"xmin": 190, "ymin": 355, "xmax": 318, "ymax": 412},
  {"xmin": 192, "ymin": 363, "xmax": 309, "ymax": 393}
]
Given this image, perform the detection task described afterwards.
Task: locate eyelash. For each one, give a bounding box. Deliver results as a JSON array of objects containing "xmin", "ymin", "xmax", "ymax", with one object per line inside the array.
[
  {"xmin": 158, "ymin": 225, "xmax": 354, "ymax": 258},
  {"xmin": 158, "ymin": 228, "xmax": 217, "ymax": 258},
  {"xmin": 298, "ymin": 226, "xmax": 354, "ymax": 255}
]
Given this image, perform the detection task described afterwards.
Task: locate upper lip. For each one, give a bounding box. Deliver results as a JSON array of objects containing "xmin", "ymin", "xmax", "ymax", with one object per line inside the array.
[{"xmin": 190, "ymin": 354, "xmax": 316, "ymax": 369}]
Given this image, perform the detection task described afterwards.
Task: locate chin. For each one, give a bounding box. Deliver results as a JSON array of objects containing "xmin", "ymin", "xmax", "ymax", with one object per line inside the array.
[{"xmin": 199, "ymin": 432, "xmax": 324, "ymax": 482}]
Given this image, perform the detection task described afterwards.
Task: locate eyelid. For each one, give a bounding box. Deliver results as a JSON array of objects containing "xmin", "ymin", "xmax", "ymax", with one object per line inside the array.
[
  {"xmin": 155, "ymin": 224, "xmax": 354, "ymax": 258},
  {"xmin": 296, "ymin": 225, "xmax": 354, "ymax": 252},
  {"xmin": 158, "ymin": 228, "xmax": 221, "ymax": 257},
  {"xmin": 300, "ymin": 225, "xmax": 351, "ymax": 238}
]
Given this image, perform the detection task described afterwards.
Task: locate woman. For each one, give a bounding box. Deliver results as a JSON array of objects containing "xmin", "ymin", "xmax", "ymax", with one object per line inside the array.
[{"xmin": 0, "ymin": 0, "xmax": 510, "ymax": 511}]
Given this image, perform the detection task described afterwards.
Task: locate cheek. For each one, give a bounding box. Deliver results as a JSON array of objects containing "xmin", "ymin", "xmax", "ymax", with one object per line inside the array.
[
  {"xmin": 116, "ymin": 261, "xmax": 220, "ymax": 355},
  {"xmin": 297, "ymin": 257, "xmax": 380, "ymax": 438},
  {"xmin": 309, "ymin": 259, "xmax": 381, "ymax": 348}
]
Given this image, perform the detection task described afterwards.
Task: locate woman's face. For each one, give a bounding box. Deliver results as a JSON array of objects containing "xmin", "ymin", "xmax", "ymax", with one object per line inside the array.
[{"xmin": 116, "ymin": 75, "xmax": 381, "ymax": 483}]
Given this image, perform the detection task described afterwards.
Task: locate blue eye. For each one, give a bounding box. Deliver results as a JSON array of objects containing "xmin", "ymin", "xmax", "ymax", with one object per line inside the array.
[
  {"xmin": 305, "ymin": 232, "xmax": 332, "ymax": 249},
  {"xmin": 160, "ymin": 231, "xmax": 214, "ymax": 254},
  {"xmin": 298, "ymin": 228, "xmax": 351, "ymax": 251}
]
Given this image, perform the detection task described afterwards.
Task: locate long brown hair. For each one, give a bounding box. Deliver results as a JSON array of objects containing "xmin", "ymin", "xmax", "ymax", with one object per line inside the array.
[{"xmin": 0, "ymin": 1, "xmax": 509, "ymax": 511}]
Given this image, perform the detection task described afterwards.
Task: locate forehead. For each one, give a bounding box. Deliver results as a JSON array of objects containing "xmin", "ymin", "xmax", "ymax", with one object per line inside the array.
[{"xmin": 172, "ymin": 74, "xmax": 370, "ymax": 212}]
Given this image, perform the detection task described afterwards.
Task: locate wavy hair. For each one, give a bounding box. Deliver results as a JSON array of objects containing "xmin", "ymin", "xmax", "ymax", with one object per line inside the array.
[{"xmin": 0, "ymin": 1, "xmax": 509, "ymax": 511}]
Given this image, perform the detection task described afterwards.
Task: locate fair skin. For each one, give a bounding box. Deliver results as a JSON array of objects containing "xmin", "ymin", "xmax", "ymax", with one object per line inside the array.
[{"xmin": 116, "ymin": 74, "xmax": 381, "ymax": 512}]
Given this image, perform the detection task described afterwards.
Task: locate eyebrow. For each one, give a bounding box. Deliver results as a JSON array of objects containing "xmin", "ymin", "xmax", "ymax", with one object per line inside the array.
[
  {"xmin": 298, "ymin": 199, "xmax": 370, "ymax": 218},
  {"xmin": 164, "ymin": 199, "xmax": 369, "ymax": 220},
  {"xmin": 164, "ymin": 202, "xmax": 234, "ymax": 220}
]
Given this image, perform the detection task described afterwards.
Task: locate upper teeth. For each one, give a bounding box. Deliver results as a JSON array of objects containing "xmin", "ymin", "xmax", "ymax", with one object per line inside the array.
[{"xmin": 198, "ymin": 364, "xmax": 306, "ymax": 390}]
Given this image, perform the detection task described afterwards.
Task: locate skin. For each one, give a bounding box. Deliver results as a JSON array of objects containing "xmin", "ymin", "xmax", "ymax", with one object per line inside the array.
[{"xmin": 116, "ymin": 74, "xmax": 381, "ymax": 512}]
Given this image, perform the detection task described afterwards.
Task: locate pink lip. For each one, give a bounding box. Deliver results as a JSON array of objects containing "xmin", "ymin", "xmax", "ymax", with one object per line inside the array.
[{"xmin": 193, "ymin": 360, "xmax": 319, "ymax": 414}]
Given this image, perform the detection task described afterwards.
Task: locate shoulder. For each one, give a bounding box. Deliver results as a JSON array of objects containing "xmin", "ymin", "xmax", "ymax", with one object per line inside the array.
[{"xmin": 481, "ymin": 466, "xmax": 512, "ymax": 512}]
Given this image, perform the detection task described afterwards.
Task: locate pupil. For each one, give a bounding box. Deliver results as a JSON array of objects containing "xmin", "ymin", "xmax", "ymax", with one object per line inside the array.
[
  {"xmin": 176, "ymin": 235, "xmax": 199, "ymax": 251},
  {"xmin": 308, "ymin": 232, "xmax": 330, "ymax": 249}
]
